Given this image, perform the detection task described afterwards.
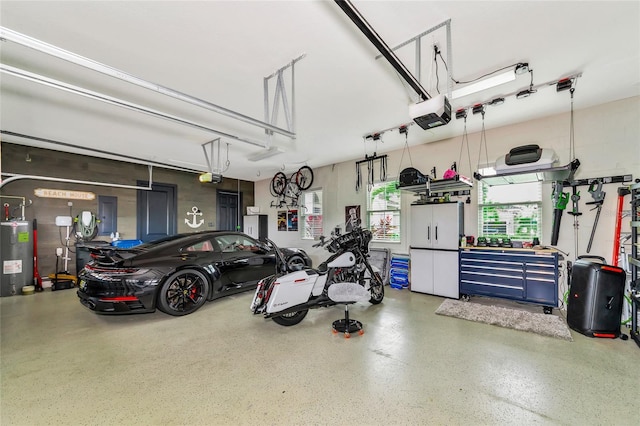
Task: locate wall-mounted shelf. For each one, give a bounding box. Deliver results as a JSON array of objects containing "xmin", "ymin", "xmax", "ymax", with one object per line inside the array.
[{"xmin": 398, "ymin": 174, "xmax": 473, "ymax": 201}]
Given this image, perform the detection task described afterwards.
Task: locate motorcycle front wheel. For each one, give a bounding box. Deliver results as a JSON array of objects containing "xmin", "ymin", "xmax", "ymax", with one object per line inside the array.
[
  {"xmin": 272, "ymin": 309, "xmax": 309, "ymax": 326},
  {"xmin": 369, "ymin": 272, "xmax": 384, "ymax": 305}
]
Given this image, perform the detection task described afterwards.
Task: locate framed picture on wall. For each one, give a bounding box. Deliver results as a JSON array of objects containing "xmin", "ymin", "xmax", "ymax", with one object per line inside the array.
[
  {"xmin": 345, "ymin": 205, "xmax": 361, "ymax": 232},
  {"xmin": 277, "ymin": 211, "xmax": 287, "ymax": 231},
  {"xmin": 287, "ymin": 210, "xmax": 298, "ymax": 231}
]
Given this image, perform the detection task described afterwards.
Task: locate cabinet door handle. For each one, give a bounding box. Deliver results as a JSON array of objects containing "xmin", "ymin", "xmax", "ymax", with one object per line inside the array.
[
  {"xmin": 435, "ymin": 225, "xmax": 438, "ymax": 240},
  {"xmin": 427, "ymin": 225, "xmax": 430, "ymax": 241}
]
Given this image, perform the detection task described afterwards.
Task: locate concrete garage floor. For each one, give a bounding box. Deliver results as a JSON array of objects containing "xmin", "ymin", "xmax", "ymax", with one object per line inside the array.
[{"xmin": 1, "ymin": 287, "xmax": 637, "ymax": 425}]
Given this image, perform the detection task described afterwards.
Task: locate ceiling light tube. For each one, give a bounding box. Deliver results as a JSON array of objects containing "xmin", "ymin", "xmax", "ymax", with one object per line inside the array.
[{"xmin": 452, "ymin": 70, "xmax": 516, "ymax": 100}]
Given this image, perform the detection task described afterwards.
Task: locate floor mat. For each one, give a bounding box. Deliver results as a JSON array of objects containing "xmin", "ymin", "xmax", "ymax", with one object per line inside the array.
[{"xmin": 435, "ymin": 298, "xmax": 573, "ymax": 341}]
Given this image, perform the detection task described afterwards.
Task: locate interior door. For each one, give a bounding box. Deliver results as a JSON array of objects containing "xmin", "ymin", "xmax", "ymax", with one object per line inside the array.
[
  {"xmin": 217, "ymin": 190, "xmax": 241, "ymax": 231},
  {"xmin": 97, "ymin": 195, "xmax": 117, "ymax": 236},
  {"xmin": 137, "ymin": 182, "xmax": 177, "ymax": 242}
]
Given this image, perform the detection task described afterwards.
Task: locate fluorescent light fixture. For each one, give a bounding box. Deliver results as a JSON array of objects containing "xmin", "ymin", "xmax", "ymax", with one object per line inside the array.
[
  {"xmin": 247, "ymin": 147, "xmax": 283, "ymax": 162},
  {"xmin": 452, "ymin": 70, "xmax": 515, "ymax": 99}
]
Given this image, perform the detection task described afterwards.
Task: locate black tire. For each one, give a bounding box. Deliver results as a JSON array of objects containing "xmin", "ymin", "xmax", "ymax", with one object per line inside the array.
[
  {"xmin": 369, "ymin": 272, "xmax": 384, "ymax": 304},
  {"xmin": 157, "ymin": 269, "xmax": 209, "ymax": 316},
  {"xmin": 272, "ymin": 309, "xmax": 309, "ymax": 326},
  {"xmin": 270, "ymin": 172, "xmax": 287, "ymax": 196},
  {"xmin": 294, "ymin": 166, "xmax": 314, "ymax": 190},
  {"xmin": 286, "ymin": 254, "xmax": 307, "ymax": 271}
]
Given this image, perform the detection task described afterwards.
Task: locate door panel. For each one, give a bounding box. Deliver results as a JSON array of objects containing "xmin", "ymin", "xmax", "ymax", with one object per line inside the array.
[
  {"xmin": 217, "ymin": 191, "xmax": 241, "ymax": 231},
  {"xmin": 97, "ymin": 195, "xmax": 117, "ymax": 236},
  {"xmin": 433, "ymin": 251, "xmax": 459, "ymax": 298},
  {"xmin": 409, "ymin": 249, "xmax": 434, "ymax": 294},
  {"xmin": 137, "ymin": 182, "xmax": 177, "ymax": 242},
  {"xmin": 410, "ymin": 204, "xmax": 432, "ymax": 248}
]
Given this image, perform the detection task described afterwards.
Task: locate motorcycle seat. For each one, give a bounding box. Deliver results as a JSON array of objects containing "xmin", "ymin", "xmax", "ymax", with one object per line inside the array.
[{"xmin": 327, "ymin": 282, "xmax": 369, "ymax": 303}]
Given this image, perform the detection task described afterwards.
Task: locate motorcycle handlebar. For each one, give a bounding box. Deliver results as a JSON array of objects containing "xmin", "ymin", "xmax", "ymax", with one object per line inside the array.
[{"xmin": 312, "ymin": 227, "xmax": 371, "ymax": 252}]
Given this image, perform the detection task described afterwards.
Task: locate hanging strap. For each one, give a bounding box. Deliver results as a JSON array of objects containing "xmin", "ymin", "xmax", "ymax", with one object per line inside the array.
[
  {"xmin": 476, "ymin": 110, "xmax": 489, "ymax": 173},
  {"xmin": 396, "ymin": 126, "xmax": 413, "ymax": 179},
  {"xmin": 457, "ymin": 116, "xmax": 472, "ymax": 178}
]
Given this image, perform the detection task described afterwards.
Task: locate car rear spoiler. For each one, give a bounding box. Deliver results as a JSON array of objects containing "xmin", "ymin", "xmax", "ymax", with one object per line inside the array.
[{"xmin": 89, "ymin": 247, "xmax": 137, "ymax": 266}]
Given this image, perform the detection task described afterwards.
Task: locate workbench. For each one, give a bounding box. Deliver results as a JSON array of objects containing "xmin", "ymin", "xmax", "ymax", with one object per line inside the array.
[{"xmin": 459, "ymin": 247, "xmax": 563, "ymax": 313}]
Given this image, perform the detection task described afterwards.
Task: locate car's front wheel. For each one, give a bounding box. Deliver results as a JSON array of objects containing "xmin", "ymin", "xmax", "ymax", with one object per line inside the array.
[
  {"xmin": 157, "ymin": 269, "xmax": 210, "ymax": 316},
  {"xmin": 272, "ymin": 309, "xmax": 309, "ymax": 326}
]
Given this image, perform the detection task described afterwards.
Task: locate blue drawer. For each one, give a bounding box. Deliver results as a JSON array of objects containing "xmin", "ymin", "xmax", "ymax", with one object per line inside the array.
[{"xmin": 459, "ymin": 248, "xmax": 560, "ymax": 307}]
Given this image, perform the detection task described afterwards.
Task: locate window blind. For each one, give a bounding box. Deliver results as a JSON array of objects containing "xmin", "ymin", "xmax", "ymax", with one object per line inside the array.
[
  {"xmin": 368, "ymin": 180, "xmax": 401, "ymax": 242},
  {"xmin": 478, "ymin": 181, "xmax": 542, "ymax": 241}
]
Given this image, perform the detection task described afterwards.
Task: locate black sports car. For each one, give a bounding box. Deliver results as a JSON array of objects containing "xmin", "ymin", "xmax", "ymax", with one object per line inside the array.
[{"xmin": 77, "ymin": 231, "xmax": 311, "ymax": 316}]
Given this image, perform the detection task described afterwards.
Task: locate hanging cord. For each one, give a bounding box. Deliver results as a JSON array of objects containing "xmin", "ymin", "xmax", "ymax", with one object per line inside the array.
[
  {"xmin": 457, "ymin": 116, "xmax": 472, "ymax": 178},
  {"xmin": 396, "ymin": 126, "xmax": 413, "ymax": 178},
  {"xmin": 434, "ymin": 45, "xmax": 441, "ymax": 94},
  {"xmin": 569, "ymin": 87, "xmax": 576, "ymax": 161},
  {"xmin": 223, "ymin": 143, "xmax": 231, "ymax": 172},
  {"xmin": 380, "ymin": 155, "xmax": 387, "ymax": 182},
  {"xmin": 356, "ymin": 136, "xmax": 367, "ymax": 192},
  {"xmin": 476, "ymin": 110, "xmax": 489, "ymax": 172}
]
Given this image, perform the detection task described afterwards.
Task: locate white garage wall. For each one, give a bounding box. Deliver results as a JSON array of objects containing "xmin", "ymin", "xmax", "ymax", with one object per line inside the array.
[{"xmin": 255, "ymin": 96, "xmax": 640, "ymax": 267}]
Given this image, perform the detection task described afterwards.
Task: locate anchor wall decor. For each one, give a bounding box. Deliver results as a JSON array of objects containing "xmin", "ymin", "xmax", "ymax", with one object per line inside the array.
[{"xmin": 185, "ymin": 206, "xmax": 204, "ymax": 229}]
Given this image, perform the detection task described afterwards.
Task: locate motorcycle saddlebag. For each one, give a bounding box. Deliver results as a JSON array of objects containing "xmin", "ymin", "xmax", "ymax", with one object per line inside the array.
[
  {"xmin": 567, "ymin": 257, "xmax": 625, "ymax": 338},
  {"xmin": 266, "ymin": 270, "xmax": 317, "ymax": 314}
]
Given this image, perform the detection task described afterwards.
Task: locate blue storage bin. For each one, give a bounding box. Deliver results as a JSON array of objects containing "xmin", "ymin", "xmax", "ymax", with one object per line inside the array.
[
  {"xmin": 111, "ymin": 239, "xmax": 143, "ymax": 249},
  {"xmin": 389, "ymin": 253, "xmax": 410, "ymax": 289}
]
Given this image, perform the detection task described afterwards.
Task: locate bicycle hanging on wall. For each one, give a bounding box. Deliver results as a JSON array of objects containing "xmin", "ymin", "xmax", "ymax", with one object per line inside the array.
[{"xmin": 270, "ymin": 166, "xmax": 314, "ymax": 208}]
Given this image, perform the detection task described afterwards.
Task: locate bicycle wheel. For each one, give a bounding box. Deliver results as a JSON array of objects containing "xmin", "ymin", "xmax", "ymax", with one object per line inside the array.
[
  {"xmin": 270, "ymin": 172, "xmax": 287, "ymax": 196},
  {"xmin": 294, "ymin": 166, "xmax": 314, "ymax": 190}
]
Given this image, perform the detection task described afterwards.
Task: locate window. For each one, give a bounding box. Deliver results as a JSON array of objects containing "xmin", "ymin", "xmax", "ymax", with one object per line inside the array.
[
  {"xmin": 300, "ymin": 189, "xmax": 323, "ymax": 240},
  {"xmin": 367, "ymin": 180, "xmax": 401, "ymax": 242},
  {"xmin": 478, "ymin": 180, "xmax": 542, "ymax": 241}
]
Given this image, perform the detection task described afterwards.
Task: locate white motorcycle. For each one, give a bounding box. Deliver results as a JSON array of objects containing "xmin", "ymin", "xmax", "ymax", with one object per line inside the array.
[{"xmin": 250, "ymin": 226, "xmax": 384, "ymax": 327}]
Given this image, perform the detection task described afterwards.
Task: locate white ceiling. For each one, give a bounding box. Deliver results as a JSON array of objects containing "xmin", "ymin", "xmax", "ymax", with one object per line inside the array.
[{"xmin": 1, "ymin": 1, "xmax": 638, "ymax": 182}]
